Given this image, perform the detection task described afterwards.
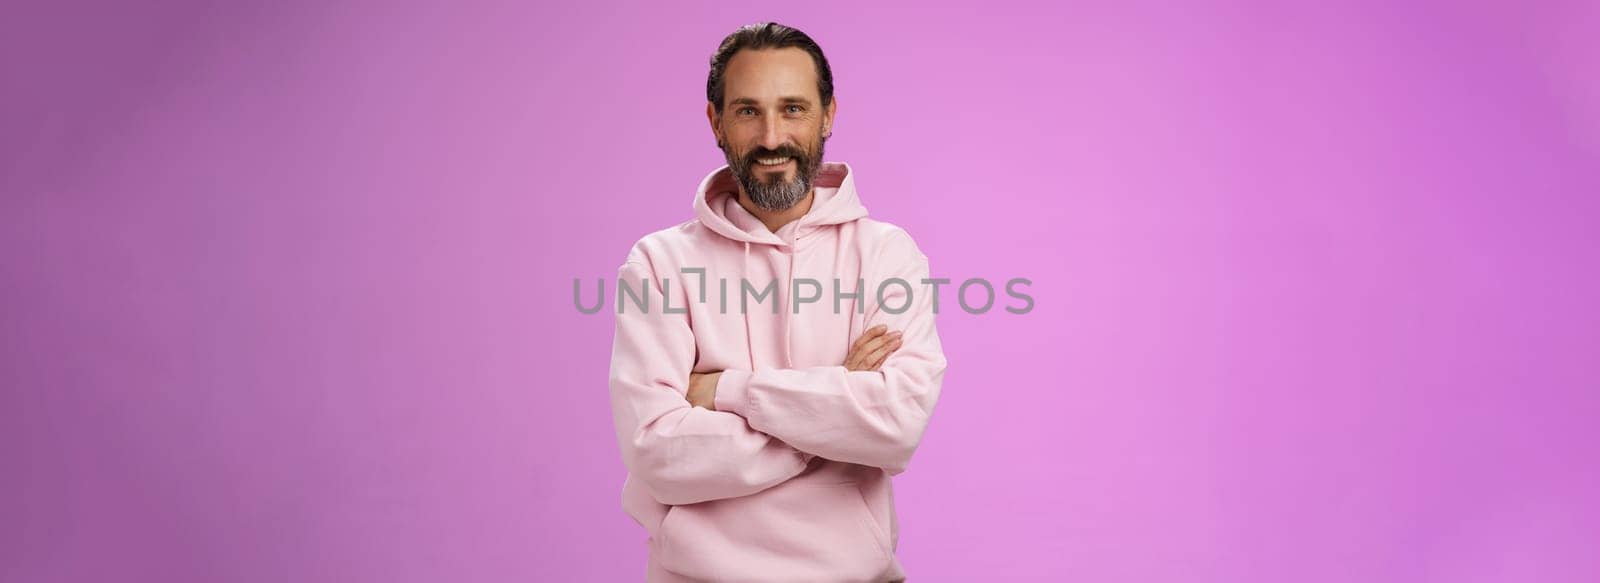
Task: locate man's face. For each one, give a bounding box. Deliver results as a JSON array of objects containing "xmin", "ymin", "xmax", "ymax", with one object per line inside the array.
[{"xmin": 708, "ymin": 47, "xmax": 835, "ymax": 212}]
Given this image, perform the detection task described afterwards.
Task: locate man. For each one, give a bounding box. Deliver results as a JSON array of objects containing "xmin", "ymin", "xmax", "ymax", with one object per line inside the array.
[{"xmin": 608, "ymin": 22, "xmax": 947, "ymax": 583}]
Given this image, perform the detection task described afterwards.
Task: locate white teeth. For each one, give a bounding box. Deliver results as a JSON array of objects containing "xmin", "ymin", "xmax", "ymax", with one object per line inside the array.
[{"xmin": 756, "ymin": 157, "xmax": 791, "ymax": 166}]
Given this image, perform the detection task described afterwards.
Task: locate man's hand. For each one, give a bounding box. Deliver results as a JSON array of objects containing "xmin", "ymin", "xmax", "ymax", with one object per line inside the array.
[
  {"xmin": 844, "ymin": 324, "xmax": 902, "ymax": 372},
  {"xmin": 687, "ymin": 371, "xmax": 721, "ymax": 410}
]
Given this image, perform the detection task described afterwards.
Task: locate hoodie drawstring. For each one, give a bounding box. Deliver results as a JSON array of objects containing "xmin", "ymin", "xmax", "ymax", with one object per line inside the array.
[
  {"xmin": 742, "ymin": 236, "xmax": 798, "ymax": 371},
  {"xmin": 782, "ymin": 234, "xmax": 797, "ymax": 369},
  {"xmin": 742, "ymin": 241, "xmax": 755, "ymax": 371}
]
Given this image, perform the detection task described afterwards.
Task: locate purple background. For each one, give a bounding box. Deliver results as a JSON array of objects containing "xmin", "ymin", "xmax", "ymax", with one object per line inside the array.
[{"xmin": 4, "ymin": 1, "xmax": 1598, "ymax": 581}]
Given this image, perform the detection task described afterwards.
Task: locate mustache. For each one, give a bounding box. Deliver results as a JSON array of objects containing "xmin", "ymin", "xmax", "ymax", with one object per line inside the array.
[{"xmin": 741, "ymin": 145, "xmax": 808, "ymax": 164}]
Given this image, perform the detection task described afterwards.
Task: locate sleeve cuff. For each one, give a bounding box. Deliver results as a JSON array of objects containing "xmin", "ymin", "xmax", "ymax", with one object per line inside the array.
[{"xmin": 713, "ymin": 369, "xmax": 754, "ymax": 416}]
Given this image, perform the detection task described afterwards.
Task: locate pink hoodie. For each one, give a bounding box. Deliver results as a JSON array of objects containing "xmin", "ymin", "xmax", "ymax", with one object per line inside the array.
[{"xmin": 608, "ymin": 161, "xmax": 947, "ymax": 582}]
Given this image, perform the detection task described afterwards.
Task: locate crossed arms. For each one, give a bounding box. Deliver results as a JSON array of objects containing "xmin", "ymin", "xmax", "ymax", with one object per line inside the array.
[{"xmin": 607, "ymin": 232, "xmax": 947, "ymax": 506}]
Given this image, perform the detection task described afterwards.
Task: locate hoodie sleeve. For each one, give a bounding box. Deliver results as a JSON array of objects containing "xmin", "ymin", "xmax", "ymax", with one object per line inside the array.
[
  {"xmin": 608, "ymin": 255, "xmax": 812, "ymax": 506},
  {"xmin": 712, "ymin": 229, "xmax": 947, "ymax": 476}
]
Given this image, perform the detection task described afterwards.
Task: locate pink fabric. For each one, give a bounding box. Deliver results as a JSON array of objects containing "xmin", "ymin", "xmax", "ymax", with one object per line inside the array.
[{"xmin": 609, "ymin": 161, "xmax": 945, "ymax": 582}]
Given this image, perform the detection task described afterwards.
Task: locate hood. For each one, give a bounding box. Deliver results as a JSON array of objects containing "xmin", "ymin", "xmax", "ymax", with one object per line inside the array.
[{"xmin": 692, "ymin": 161, "xmax": 869, "ymax": 247}]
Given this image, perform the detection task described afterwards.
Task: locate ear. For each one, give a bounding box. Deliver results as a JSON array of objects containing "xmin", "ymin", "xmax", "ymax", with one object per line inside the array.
[
  {"xmin": 706, "ymin": 102, "xmax": 723, "ymax": 147},
  {"xmin": 823, "ymin": 96, "xmax": 838, "ymax": 138}
]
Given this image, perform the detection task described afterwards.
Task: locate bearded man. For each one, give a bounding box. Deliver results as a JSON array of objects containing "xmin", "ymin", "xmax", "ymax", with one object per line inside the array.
[{"xmin": 608, "ymin": 22, "xmax": 947, "ymax": 583}]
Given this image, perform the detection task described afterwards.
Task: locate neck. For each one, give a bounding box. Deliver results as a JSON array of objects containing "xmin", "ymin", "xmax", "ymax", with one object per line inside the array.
[{"xmin": 737, "ymin": 189, "xmax": 814, "ymax": 233}]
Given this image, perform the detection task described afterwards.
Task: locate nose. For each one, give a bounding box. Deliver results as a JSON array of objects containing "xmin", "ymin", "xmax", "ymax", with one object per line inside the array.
[{"xmin": 760, "ymin": 116, "xmax": 785, "ymax": 151}]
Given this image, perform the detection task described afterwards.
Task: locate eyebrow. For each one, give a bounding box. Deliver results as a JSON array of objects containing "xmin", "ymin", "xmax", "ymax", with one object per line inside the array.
[{"xmin": 729, "ymin": 96, "xmax": 815, "ymax": 106}]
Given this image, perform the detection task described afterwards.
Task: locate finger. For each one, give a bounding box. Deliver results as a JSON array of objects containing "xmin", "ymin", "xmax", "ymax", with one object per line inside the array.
[
  {"xmin": 848, "ymin": 331, "xmax": 897, "ymax": 365},
  {"xmin": 844, "ymin": 327, "xmax": 890, "ymax": 368},
  {"xmin": 867, "ymin": 353, "xmax": 889, "ymax": 371},
  {"xmin": 866, "ymin": 340, "xmax": 903, "ymax": 370},
  {"xmin": 850, "ymin": 325, "xmax": 889, "ymax": 354},
  {"xmin": 846, "ymin": 336, "xmax": 888, "ymax": 370},
  {"xmin": 863, "ymin": 339, "xmax": 902, "ymax": 371},
  {"xmin": 859, "ymin": 336, "xmax": 903, "ymax": 370}
]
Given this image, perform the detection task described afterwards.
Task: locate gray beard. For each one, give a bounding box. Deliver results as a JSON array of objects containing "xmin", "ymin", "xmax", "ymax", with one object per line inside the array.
[
  {"xmin": 723, "ymin": 138, "xmax": 827, "ymax": 212},
  {"xmin": 743, "ymin": 171, "xmax": 810, "ymax": 211}
]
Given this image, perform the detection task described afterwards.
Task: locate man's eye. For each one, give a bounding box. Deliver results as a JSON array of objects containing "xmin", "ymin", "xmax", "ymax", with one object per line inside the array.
[
  {"xmin": 787, "ymin": 105, "xmax": 804, "ymax": 113},
  {"xmin": 739, "ymin": 108, "xmax": 756, "ymax": 116}
]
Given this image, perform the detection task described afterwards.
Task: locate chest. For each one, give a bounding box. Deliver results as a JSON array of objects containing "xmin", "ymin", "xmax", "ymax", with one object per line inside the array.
[{"xmin": 687, "ymin": 233, "xmax": 874, "ymax": 372}]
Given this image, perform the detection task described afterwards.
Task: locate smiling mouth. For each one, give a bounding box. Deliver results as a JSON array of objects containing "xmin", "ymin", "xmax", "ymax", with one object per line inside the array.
[{"xmin": 754, "ymin": 156, "xmax": 793, "ymax": 168}]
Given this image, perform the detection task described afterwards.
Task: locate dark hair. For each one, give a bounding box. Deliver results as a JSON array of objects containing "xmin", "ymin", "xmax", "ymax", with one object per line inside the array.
[{"xmin": 706, "ymin": 22, "xmax": 834, "ymax": 114}]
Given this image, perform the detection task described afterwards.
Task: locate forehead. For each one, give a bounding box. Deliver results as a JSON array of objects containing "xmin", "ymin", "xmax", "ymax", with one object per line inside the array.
[{"xmin": 722, "ymin": 47, "xmax": 820, "ymax": 104}]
